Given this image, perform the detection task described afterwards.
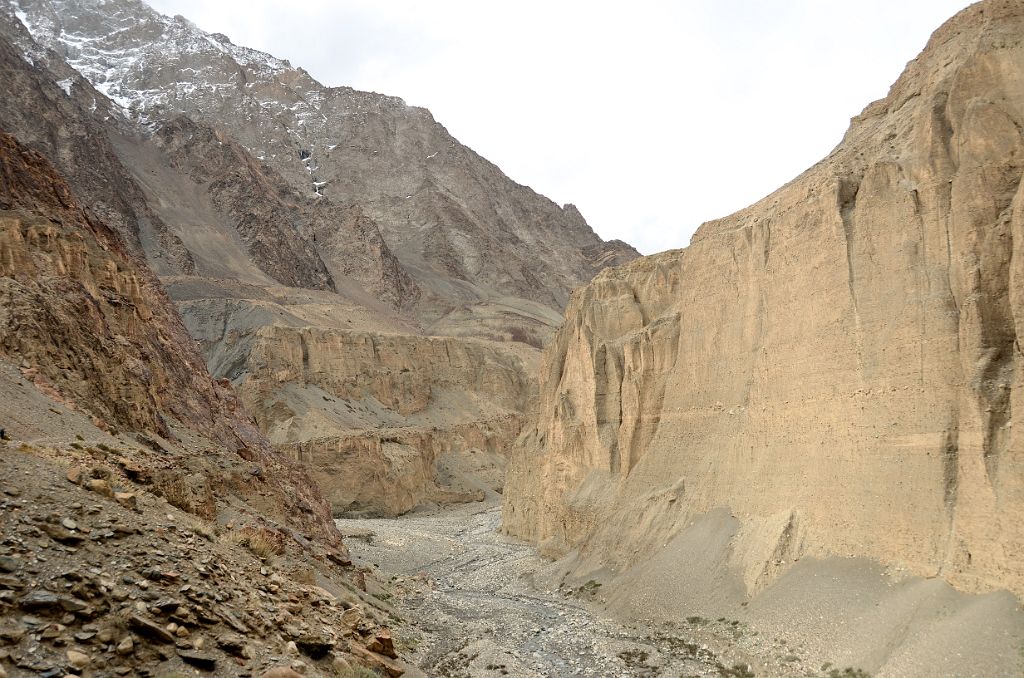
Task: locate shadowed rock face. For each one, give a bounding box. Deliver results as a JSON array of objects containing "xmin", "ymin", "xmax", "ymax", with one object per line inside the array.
[
  {"xmin": 0, "ymin": 131, "xmax": 343, "ymax": 549},
  {"xmin": 504, "ymin": 0, "xmax": 1024, "ymax": 599}
]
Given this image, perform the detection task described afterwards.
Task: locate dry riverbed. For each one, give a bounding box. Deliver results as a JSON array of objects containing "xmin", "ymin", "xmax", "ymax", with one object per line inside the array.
[{"xmin": 337, "ymin": 501, "xmax": 763, "ymax": 678}]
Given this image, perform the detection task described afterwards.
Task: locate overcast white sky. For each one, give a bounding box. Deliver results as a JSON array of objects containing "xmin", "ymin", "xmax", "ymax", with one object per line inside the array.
[{"xmin": 147, "ymin": 0, "xmax": 973, "ymax": 254}]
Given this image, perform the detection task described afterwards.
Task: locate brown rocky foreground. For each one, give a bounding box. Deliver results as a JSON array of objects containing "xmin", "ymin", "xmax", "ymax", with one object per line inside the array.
[{"xmin": 0, "ymin": 442, "xmax": 416, "ymax": 677}]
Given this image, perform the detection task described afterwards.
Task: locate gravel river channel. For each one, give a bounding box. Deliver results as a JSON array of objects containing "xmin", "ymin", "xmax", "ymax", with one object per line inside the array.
[{"xmin": 337, "ymin": 501, "xmax": 757, "ymax": 678}]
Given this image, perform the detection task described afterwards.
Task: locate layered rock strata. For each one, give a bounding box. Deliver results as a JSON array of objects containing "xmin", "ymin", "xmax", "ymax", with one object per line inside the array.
[{"xmin": 504, "ymin": 0, "xmax": 1024, "ymax": 599}]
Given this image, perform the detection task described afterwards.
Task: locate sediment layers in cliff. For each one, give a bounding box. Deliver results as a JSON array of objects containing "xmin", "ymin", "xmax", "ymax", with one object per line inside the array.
[
  {"xmin": 184, "ymin": 304, "xmax": 536, "ymax": 516},
  {"xmin": 504, "ymin": 0, "xmax": 1024, "ymax": 599}
]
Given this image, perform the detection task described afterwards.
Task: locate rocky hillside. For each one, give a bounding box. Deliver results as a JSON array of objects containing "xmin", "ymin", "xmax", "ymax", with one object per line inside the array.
[
  {"xmin": 504, "ymin": 0, "xmax": 1024, "ymax": 618},
  {"xmin": 0, "ymin": 132, "xmax": 423, "ymax": 676},
  {"xmin": 1, "ymin": 0, "xmax": 637, "ymax": 517},
  {"xmin": 0, "ymin": 130, "xmax": 339, "ymax": 548}
]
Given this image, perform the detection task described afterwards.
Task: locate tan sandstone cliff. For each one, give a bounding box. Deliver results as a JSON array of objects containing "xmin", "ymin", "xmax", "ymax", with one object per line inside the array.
[
  {"xmin": 504, "ymin": 0, "xmax": 1024, "ymax": 602},
  {"xmin": 233, "ymin": 326, "xmax": 535, "ymax": 516}
]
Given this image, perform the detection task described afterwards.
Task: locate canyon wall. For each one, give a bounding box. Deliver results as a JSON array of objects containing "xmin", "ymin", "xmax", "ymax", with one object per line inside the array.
[
  {"xmin": 504, "ymin": 0, "xmax": 1024, "ymax": 598},
  {"xmin": 234, "ymin": 325, "xmax": 535, "ymax": 516}
]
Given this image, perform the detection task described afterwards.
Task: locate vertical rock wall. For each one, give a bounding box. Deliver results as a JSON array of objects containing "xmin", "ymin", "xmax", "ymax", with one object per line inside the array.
[{"xmin": 504, "ymin": 0, "xmax": 1024, "ymax": 598}]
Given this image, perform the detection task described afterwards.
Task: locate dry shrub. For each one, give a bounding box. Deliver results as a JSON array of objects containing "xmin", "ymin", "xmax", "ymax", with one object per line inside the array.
[
  {"xmin": 182, "ymin": 514, "xmax": 218, "ymax": 541},
  {"xmin": 221, "ymin": 525, "xmax": 285, "ymax": 560}
]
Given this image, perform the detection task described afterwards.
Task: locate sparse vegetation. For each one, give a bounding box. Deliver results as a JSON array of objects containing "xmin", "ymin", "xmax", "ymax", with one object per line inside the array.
[
  {"xmin": 220, "ymin": 525, "xmax": 284, "ymax": 560},
  {"xmin": 182, "ymin": 514, "xmax": 218, "ymax": 541}
]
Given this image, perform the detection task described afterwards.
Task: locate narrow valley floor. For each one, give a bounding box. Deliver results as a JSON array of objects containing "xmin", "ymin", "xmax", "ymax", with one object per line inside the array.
[{"xmin": 338, "ymin": 502, "xmax": 759, "ymax": 678}]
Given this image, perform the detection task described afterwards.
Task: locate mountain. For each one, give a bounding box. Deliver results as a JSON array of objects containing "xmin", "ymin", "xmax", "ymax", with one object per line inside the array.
[
  {"xmin": 1, "ymin": 0, "xmax": 638, "ymax": 516},
  {"xmin": 503, "ymin": 1, "xmax": 1024, "ymax": 674},
  {"xmin": 9, "ymin": 0, "xmax": 637, "ymax": 329}
]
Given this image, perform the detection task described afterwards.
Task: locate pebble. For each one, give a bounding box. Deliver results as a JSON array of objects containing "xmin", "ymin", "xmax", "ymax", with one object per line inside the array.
[
  {"xmin": 61, "ymin": 518, "xmax": 77, "ymax": 531},
  {"xmin": 260, "ymin": 668, "xmax": 303, "ymax": 678},
  {"xmin": 116, "ymin": 636, "xmax": 134, "ymax": 656},
  {"xmin": 65, "ymin": 649, "xmax": 90, "ymax": 669}
]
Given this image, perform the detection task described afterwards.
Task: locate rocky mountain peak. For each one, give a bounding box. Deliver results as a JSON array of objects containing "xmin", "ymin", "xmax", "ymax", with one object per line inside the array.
[{"xmin": 8, "ymin": 0, "xmax": 638, "ymax": 328}]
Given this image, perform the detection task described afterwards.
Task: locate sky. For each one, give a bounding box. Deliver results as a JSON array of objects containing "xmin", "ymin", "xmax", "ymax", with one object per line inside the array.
[{"xmin": 147, "ymin": 0, "xmax": 974, "ymax": 255}]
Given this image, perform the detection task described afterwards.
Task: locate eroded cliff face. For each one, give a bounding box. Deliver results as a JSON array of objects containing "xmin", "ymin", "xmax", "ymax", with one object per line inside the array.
[
  {"xmin": 196, "ymin": 318, "xmax": 535, "ymax": 517},
  {"xmin": 504, "ymin": 0, "xmax": 1024, "ymax": 598}
]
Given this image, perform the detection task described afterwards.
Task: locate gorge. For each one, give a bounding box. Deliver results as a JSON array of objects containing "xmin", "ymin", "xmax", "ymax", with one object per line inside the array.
[{"xmin": 1, "ymin": 0, "xmax": 1023, "ymax": 676}]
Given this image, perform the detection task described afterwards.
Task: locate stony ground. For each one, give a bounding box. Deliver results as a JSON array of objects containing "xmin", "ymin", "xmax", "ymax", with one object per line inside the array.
[
  {"xmin": 0, "ymin": 441, "xmax": 415, "ymax": 677},
  {"xmin": 339, "ymin": 502, "xmax": 765, "ymax": 678}
]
